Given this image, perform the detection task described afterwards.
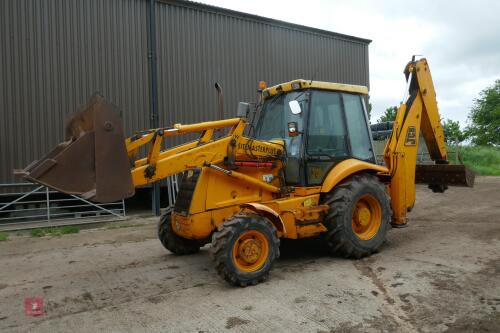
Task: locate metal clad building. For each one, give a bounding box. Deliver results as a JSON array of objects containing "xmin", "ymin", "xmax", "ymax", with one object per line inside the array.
[{"xmin": 0, "ymin": 0, "xmax": 370, "ymax": 188}]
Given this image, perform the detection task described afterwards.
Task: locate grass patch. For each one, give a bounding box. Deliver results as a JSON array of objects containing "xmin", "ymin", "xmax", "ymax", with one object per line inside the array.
[
  {"xmin": 30, "ymin": 226, "xmax": 80, "ymax": 237},
  {"xmin": 455, "ymin": 146, "xmax": 500, "ymax": 176},
  {"xmin": 30, "ymin": 229, "xmax": 46, "ymax": 237},
  {"xmin": 0, "ymin": 232, "xmax": 9, "ymax": 241}
]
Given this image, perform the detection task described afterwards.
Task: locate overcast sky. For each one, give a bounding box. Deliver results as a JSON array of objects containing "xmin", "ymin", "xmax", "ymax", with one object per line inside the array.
[{"xmin": 199, "ymin": 0, "xmax": 500, "ymax": 125}]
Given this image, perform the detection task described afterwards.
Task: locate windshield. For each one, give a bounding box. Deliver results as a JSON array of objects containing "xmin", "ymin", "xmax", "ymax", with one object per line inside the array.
[
  {"xmin": 253, "ymin": 91, "xmax": 307, "ymax": 157},
  {"xmin": 253, "ymin": 94, "xmax": 286, "ymax": 140},
  {"xmin": 253, "ymin": 91, "xmax": 305, "ymax": 141},
  {"xmin": 253, "ymin": 91, "xmax": 307, "ymax": 184}
]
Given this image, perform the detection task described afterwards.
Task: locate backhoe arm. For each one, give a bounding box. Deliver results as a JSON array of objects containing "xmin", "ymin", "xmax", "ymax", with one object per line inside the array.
[
  {"xmin": 414, "ymin": 61, "xmax": 448, "ymax": 161},
  {"xmin": 383, "ymin": 58, "xmax": 473, "ymax": 226}
]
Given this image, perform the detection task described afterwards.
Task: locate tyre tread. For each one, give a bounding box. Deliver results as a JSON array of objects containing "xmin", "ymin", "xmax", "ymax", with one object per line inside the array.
[
  {"xmin": 323, "ymin": 174, "xmax": 392, "ymax": 259},
  {"xmin": 210, "ymin": 214, "xmax": 280, "ymax": 287}
]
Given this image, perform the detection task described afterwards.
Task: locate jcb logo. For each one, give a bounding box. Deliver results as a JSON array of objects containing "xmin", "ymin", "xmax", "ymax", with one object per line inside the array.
[{"xmin": 405, "ymin": 126, "xmax": 417, "ymax": 146}]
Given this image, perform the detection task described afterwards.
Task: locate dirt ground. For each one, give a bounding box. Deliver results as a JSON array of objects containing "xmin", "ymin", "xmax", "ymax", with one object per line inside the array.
[{"xmin": 0, "ymin": 177, "xmax": 499, "ymax": 333}]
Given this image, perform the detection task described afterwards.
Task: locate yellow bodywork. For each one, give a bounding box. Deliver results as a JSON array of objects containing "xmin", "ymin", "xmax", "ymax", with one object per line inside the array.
[
  {"xmin": 121, "ymin": 80, "xmax": 385, "ymax": 240},
  {"xmin": 131, "ymin": 123, "xmax": 339, "ymax": 240},
  {"xmin": 321, "ymin": 159, "xmax": 388, "ymax": 193},
  {"xmin": 263, "ymin": 79, "xmax": 369, "ymax": 97},
  {"xmin": 123, "ymin": 59, "xmax": 450, "ymax": 238}
]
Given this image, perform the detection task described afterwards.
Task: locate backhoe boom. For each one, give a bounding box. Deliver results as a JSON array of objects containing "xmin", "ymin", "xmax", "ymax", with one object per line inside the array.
[{"xmin": 383, "ymin": 58, "xmax": 472, "ymax": 226}]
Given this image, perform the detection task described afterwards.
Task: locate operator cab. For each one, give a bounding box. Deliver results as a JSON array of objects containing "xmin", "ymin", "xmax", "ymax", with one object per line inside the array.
[{"xmin": 252, "ymin": 79, "xmax": 375, "ymax": 186}]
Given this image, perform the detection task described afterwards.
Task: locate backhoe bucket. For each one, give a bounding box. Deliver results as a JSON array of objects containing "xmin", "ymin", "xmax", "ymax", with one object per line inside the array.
[
  {"xmin": 16, "ymin": 94, "xmax": 135, "ymax": 203},
  {"xmin": 415, "ymin": 163, "xmax": 475, "ymax": 189}
]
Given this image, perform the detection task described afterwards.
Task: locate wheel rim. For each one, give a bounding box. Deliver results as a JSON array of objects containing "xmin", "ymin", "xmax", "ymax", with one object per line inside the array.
[
  {"xmin": 352, "ymin": 194, "xmax": 382, "ymax": 240},
  {"xmin": 232, "ymin": 230, "xmax": 269, "ymax": 272}
]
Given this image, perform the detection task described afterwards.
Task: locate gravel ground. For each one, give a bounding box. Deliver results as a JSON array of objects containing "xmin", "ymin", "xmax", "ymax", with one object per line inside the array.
[{"xmin": 0, "ymin": 177, "xmax": 499, "ymax": 332}]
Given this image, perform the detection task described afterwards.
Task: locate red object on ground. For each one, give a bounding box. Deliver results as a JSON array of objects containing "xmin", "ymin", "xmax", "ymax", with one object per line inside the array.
[{"xmin": 24, "ymin": 297, "xmax": 44, "ymax": 316}]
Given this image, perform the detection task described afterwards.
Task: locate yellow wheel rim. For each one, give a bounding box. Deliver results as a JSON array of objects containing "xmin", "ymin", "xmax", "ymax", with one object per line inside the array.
[
  {"xmin": 352, "ymin": 194, "xmax": 382, "ymax": 240},
  {"xmin": 232, "ymin": 230, "xmax": 269, "ymax": 272}
]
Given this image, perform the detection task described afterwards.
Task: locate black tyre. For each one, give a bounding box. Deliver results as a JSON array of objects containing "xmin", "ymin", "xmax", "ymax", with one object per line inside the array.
[
  {"xmin": 157, "ymin": 213, "xmax": 201, "ymax": 255},
  {"xmin": 323, "ymin": 174, "xmax": 391, "ymax": 258},
  {"xmin": 210, "ymin": 214, "xmax": 280, "ymax": 287}
]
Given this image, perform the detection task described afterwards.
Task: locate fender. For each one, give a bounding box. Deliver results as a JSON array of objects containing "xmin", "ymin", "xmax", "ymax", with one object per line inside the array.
[
  {"xmin": 240, "ymin": 203, "xmax": 286, "ymax": 234},
  {"xmin": 321, "ymin": 159, "xmax": 388, "ymax": 193}
]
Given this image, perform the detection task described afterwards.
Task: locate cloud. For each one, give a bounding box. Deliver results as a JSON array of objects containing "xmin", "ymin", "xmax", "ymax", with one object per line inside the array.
[{"xmin": 199, "ymin": 0, "xmax": 500, "ymax": 126}]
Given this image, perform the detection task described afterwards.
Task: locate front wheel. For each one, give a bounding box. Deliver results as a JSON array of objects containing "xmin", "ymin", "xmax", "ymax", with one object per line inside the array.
[
  {"xmin": 158, "ymin": 214, "xmax": 201, "ymax": 255},
  {"xmin": 323, "ymin": 174, "xmax": 392, "ymax": 258},
  {"xmin": 210, "ymin": 214, "xmax": 280, "ymax": 287}
]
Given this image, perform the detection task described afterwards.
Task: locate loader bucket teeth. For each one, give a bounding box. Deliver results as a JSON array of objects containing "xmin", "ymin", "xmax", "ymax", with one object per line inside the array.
[{"xmin": 17, "ymin": 94, "xmax": 135, "ymax": 203}]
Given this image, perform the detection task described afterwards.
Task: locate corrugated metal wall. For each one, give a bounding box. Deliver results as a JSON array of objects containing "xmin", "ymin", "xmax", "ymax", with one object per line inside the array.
[
  {"xmin": 0, "ymin": 0, "xmax": 150, "ymax": 189},
  {"xmin": 155, "ymin": 1, "xmax": 370, "ymax": 143},
  {"xmin": 0, "ymin": 0, "xmax": 370, "ymax": 187}
]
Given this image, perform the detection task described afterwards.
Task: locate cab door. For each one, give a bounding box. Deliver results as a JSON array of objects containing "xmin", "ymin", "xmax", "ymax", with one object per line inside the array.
[{"xmin": 305, "ymin": 90, "xmax": 374, "ymax": 186}]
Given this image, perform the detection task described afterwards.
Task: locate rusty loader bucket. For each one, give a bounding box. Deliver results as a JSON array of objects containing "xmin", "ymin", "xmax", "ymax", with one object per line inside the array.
[{"xmin": 16, "ymin": 94, "xmax": 135, "ymax": 203}]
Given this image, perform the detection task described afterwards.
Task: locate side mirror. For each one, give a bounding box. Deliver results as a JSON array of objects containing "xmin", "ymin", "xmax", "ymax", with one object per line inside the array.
[
  {"xmin": 237, "ymin": 102, "xmax": 250, "ymax": 118},
  {"xmin": 289, "ymin": 100, "xmax": 302, "ymax": 114}
]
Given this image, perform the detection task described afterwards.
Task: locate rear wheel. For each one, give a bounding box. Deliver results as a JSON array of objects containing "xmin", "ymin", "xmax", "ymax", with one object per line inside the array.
[
  {"xmin": 323, "ymin": 174, "xmax": 391, "ymax": 258},
  {"xmin": 157, "ymin": 213, "xmax": 201, "ymax": 255},
  {"xmin": 210, "ymin": 214, "xmax": 280, "ymax": 287}
]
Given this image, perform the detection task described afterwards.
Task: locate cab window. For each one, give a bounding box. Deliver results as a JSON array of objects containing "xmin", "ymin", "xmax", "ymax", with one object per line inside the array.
[
  {"xmin": 343, "ymin": 93, "xmax": 373, "ymax": 161},
  {"xmin": 305, "ymin": 91, "xmax": 374, "ymax": 185},
  {"xmin": 306, "ymin": 91, "xmax": 350, "ymax": 185},
  {"xmin": 307, "ymin": 91, "xmax": 349, "ymax": 157}
]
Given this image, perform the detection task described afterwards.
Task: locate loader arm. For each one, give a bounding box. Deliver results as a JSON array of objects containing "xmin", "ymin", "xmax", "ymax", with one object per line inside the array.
[
  {"xmin": 17, "ymin": 95, "xmax": 286, "ymax": 203},
  {"xmin": 384, "ymin": 58, "xmax": 473, "ymax": 226},
  {"xmin": 127, "ymin": 118, "xmax": 285, "ymax": 193}
]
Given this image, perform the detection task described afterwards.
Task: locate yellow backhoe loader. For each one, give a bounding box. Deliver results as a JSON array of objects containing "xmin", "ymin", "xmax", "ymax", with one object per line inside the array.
[{"xmin": 17, "ymin": 57, "xmax": 473, "ymax": 286}]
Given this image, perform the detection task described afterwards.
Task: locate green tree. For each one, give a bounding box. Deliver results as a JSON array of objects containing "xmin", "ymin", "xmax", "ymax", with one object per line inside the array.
[
  {"xmin": 367, "ymin": 102, "xmax": 372, "ymax": 121},
  {"xmin": 442, "ymin": 118, "xmax": 466, "ymax": 144},
  {"xmin": 378, "ymin": 106, "xmax": 398, "ymax": 123},
  {"xmin": 466, "ymin": 79, "xmax": 500, "ymax": 146}
]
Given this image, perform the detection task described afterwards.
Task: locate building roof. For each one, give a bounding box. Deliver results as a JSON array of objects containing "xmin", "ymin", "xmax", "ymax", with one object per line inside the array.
[{"xmin": 159, "ymin": 0, "xmax": 372, "ymax": 44}]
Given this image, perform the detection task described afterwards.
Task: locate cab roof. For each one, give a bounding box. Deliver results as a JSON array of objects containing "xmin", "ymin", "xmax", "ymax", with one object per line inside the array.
[{"xmin": 262, "ymin": 79, "xmax": 368, "ymax": 98}]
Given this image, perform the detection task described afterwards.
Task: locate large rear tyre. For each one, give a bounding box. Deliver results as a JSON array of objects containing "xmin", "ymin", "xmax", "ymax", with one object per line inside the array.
[
  {"xmin": 210, "ymin": 214, "xmax": 280, "ymax": 287},
  {"xmin": 158, "ymin": 213, "xmax": 201, "ymax": 255},
  {"xmin": 323, "ymin": 174, "xmax": 391, "ymax": 259}
]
